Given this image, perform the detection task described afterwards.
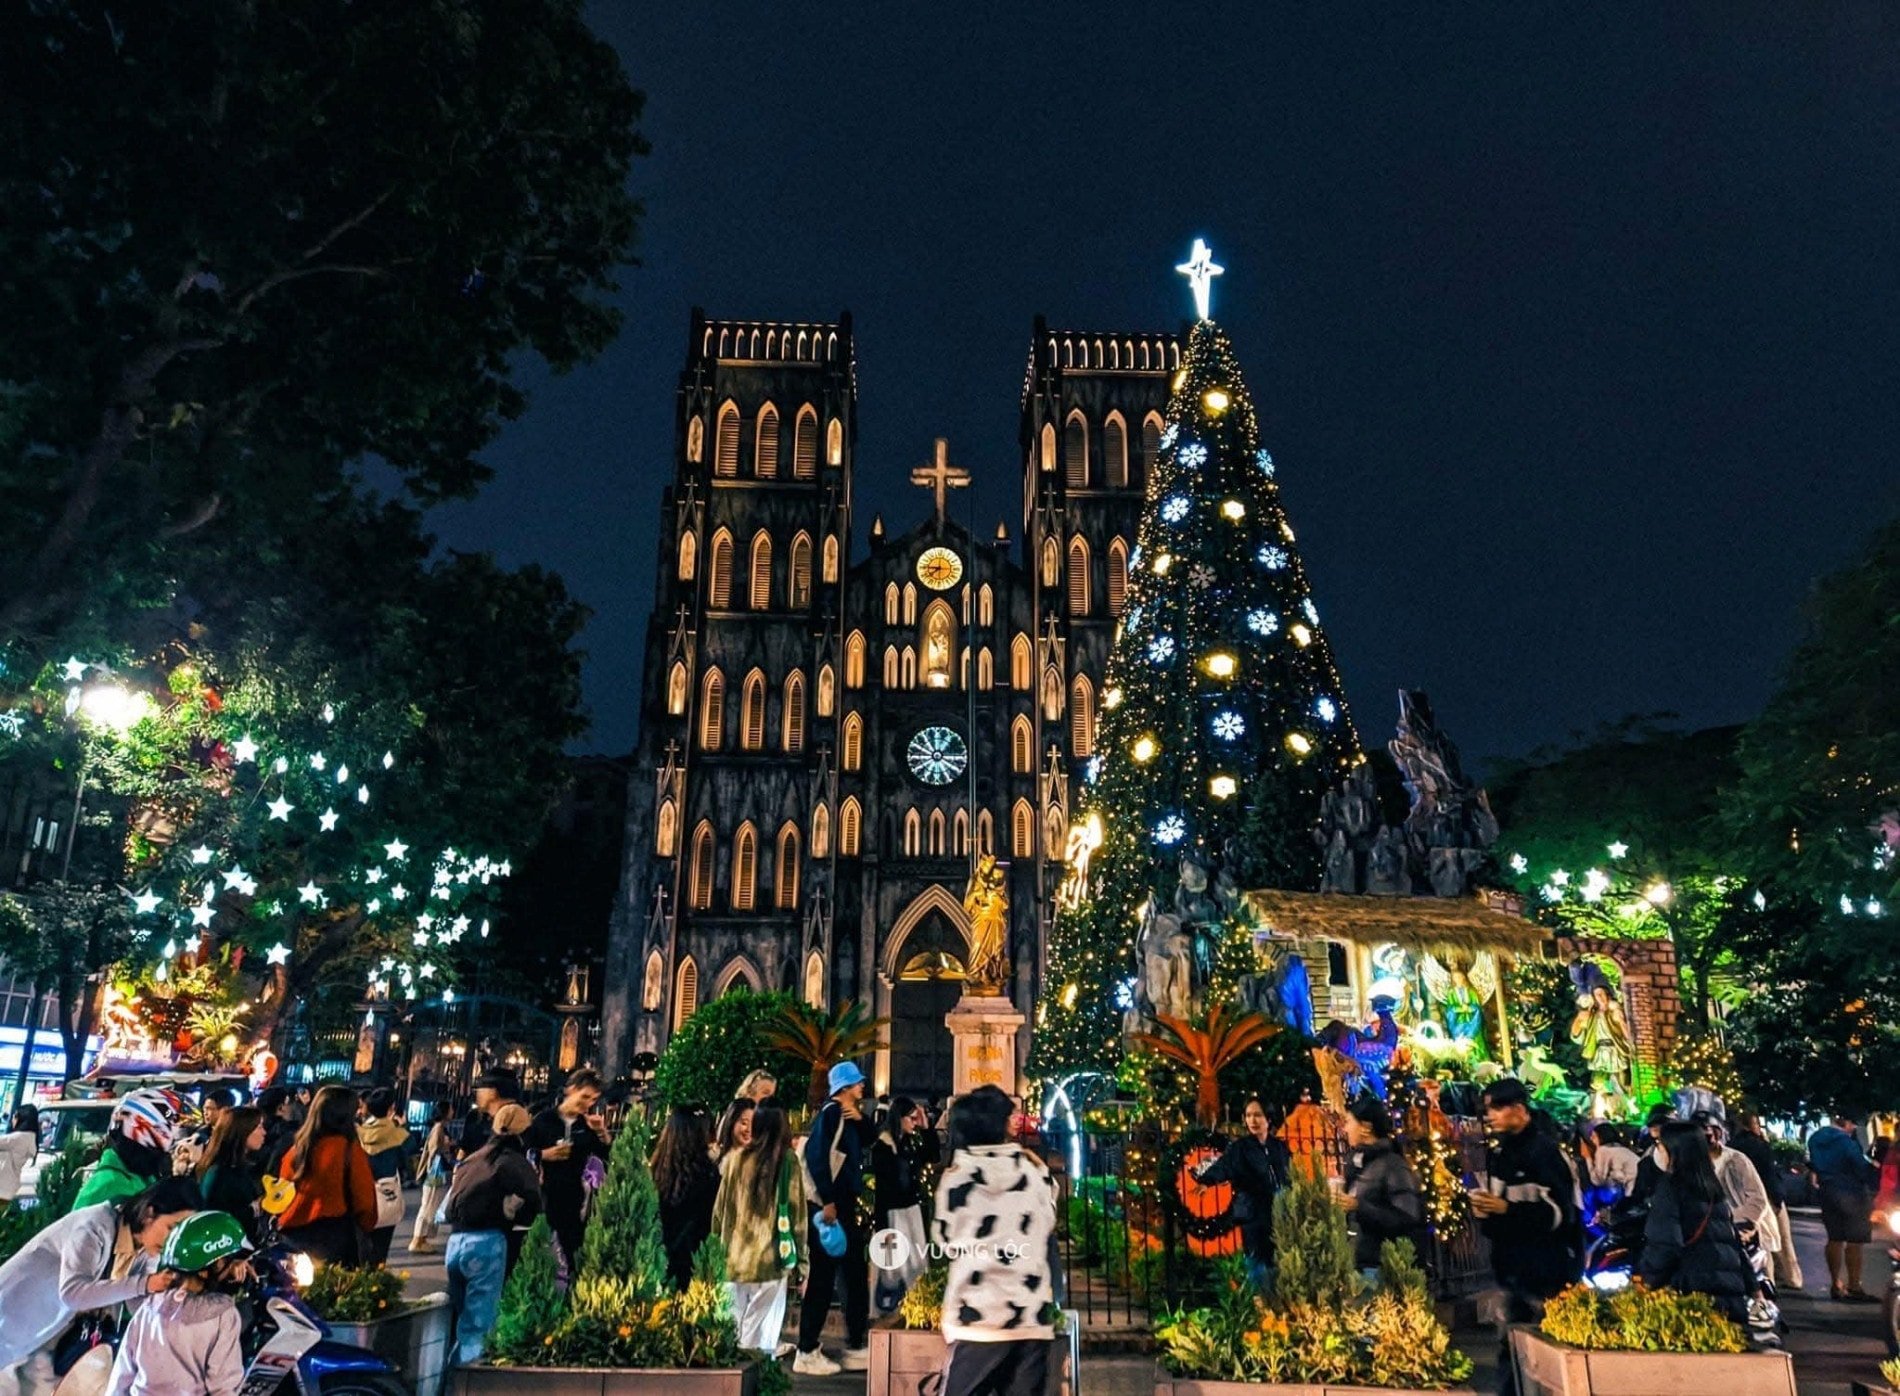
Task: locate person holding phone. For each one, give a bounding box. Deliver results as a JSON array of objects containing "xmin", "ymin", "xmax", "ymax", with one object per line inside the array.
[{"xmin": 525, "ymin": 1069, "xmax": 609, "ymax": 1270}]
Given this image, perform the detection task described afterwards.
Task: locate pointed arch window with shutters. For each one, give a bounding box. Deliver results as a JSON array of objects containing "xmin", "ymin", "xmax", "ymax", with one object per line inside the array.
[
  {"xmin": 1011, "ymin": 716, "xmax": 1033, "ymax": 773},
  {"xmin": 842, "ymin": 713, "xmax": 863, "ymax": 771},
  {"xmin": 840, "ymin": 797, "xmax": 862, "ymax": 855},
  {"xmin": 1071, "ymin": 675, "xmax": 1095, "ymax": 756},
  {"xmin": 732, "ymin": 823, "xmax": 758, "ymax": 910},
  {"xmin": 1104, "ymin": 412, "xmax": 1128, "ymax": 487},
  {"xmin": 1068, "ymin": 536, "xmax": 1091, "ymax": 615},
  {"xmin": 775, "ymin": 825, "xmax": 801, "ymax": 908},
  {"xmin": 689, "ymin": 823, "xmax": 715, "ymax": 908},
  {"xmin": 928, "ymin": 809, "xmax": 946, "ymax": 856},
  {"xmin": 655, "ymin": 799, "xmax": 677, "ymax": 857},
  {"xmin": 699, "ymin": 670, "xmax": 724, "ymax": 750},
  {"xmin": 677, "ymin": 531, "xmax": 697, "ymax": 581},
  {"xmin": 1012, "ymin": 800, "xmax": 1034, "ymax": 857},
  {"xmin": 789, "ymin": 533, "xmax": 812, "ymax": 608},
  {"xmin": 674, "ymin": 958, "xmax": 699, "ymax": 1031},
  {"xmin": 1140, "ymin": 412, "xmax": 1163, "ymax": 486},
  {"xmin": 749, "ymin": 532, "xmax": 773, "ymax": 610},
  {"xmin": 754, "ymin": 404, "xmax": 779, "ymax": 477},
  {"xmin": 793, "ymin": 406, "xmax": 819, "ymax": 479},
  {"xmin": 782, "ymin": 672, "xmax": 805, "ymax": 752},
  {"xmin": 846, "ymin": 632, "xmax": 866, "ymax": 688},
  {"xmin": 1065, "ymin": 411, "xmax": 1089, "ymax": 489},
  {"xmin": 741, "ymin": 671, "xmax": 766, "ymax": 750},
  {"xmin": 1011, "ymin": 635, "xmax": 1032, "ymax": 690},
  {"xmin": 667, "ymin": 662, "xmax": 688, "ymax": 716},
  {"xmin": 811, "ymin": 803, "xmax": 831, "ymax": 858},
  {"xmin": 714, "ymin": 403, "xmax": 741, "ymax": 477},
  {"xmin": 1108, "ymin": 538, "xmax": 1129, "ymax": 614},
  {"xmin": 709, "ymin": 530, "xmax": 735, "ymax": 608}
]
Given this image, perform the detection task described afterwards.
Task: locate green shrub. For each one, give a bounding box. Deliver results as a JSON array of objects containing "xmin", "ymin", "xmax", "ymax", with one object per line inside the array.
[
  {"xmin": 575, "ymin": 1116, "xmax": 667, "ymax": 1294},
  {"xmin": 1539, "ymin": 1282, "xmax": 1746, "ymax": 1353},
  {"xmin": 300, "ymin": 1264, "xmax": 407, "ymax": 1323},
  {"xmin": 490, "ymin": 1217, "xmax": 565, "ymax": 1362},
  {"xmin": 1270, "ymin": 1177, "xmax": 1358, "ymax": 1309},
  {"xmin": 0, "ymin": 1138, "xmax": 88, "ymax": 1264},
  {"xmin": 652, "ymin": 989, "xmax": 808, "ymax": 1111}
]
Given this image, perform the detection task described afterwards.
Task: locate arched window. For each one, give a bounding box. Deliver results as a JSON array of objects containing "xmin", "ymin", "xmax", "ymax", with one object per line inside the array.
[
  {"xmin": 1012, "ymin": 715, "xmax": 1033, "ymax": 772},
  {"xmin": 1108, "ymin": 538, "xmax": 1129, "ymax": 615},
  {"xmin": 901, "ymin": 647, "xmax": 917, "ymax": 689},
  {"xmin": 902, "ymin": 583, "xmax": 917, "ymax": 625},
  {"xmin": 708, "ymin": 529, "xmax": 735, "ymax": 608},
  {"xmin": 793, "ymin": 407, "xmax": 819, "ymax": 479},
  {"xmin": 979, "ymin": 584, "xmax": 993, "ymax": 627},
  {"xmin": 842, "ymin": 713, "xmax": 863, "ymax": 771},
  {"xmin": 749, "ymin": 532, "xmax": 773, "ymax": 610},
  {"xmin": 667, "ymin": 661, "xmax": 688, "ymax": 716},
  {"xmin": 699, "ymin": 670, "xmax": 724, "ymax": 750},
  {"xmin": 714, "ymin": 403, "xmax": 741, "ymax": 477},
  {"xmin": 921, "ymin": 599, "xmax": 956, "ymax": 689},
  {"xmin": 732, "ymin": 823, "xmax": 758, "ymax": 910},
  {"xmin": 1065, "ymin": 411, "xmax": 1089, "ymax": 489},
  {"xmin": 677, "ymin": 530, "xmax": 697, "ymax": 580},
  {"xmin": 1104, "ymin": 412, "xmax": 1128, "ymax": 487},
  {"xmin": 804, "ymin": 950, "xmax": 826, "ymax": 1009},
  {"xmin": 882, "ymin": 646, "xmax": 898, "ymax": 688},
  {"xmin": 1012, "ymin": 800, "xmax": 1034, "ymax": 858},
  {"xmin": 775, "ymin": 824, "xmax": 801, "ymax": 909},
  {"xmin": 811, "ymin": 803, "xmax": 831, "ymax": 858},
  {"xmin": 903, "ymin": 809, "xmax": 921, "ymax": 857},
  {"xmin": 953, "ymin": 809, "xmax": 969, "ymax": 856},
  {"xmin": 977, "ymin": 647, "xmax": 993, "ymax": 690},
  {"xmin": 789, "ymin": 533, "xmax": 812, "ymax": 608},
  {"xmin": 674, "ymin": 958, "xmax": 699, "ymax": 1031},
  {"xmin": 817, "ymin": 665, "xmax": 835, "ymax": 717},
  {"xmin": 1011, "ymin": 635, "xmax": 1032, "ymax": 690},
  {"xmin": 1040, "ymin": 422, "xmax": 1057, "ymax": 473},
  {"xmin": 840, "ymin": 797, "xmax": 862, "ymax": 856},
  {"xmin": 977, "ymin": 809, "xmax": 994, "ymax": 855},
  {"xmin": 690, "ymin": 823, "xmax": 715, "ymax": 908},
  {"xmin": 822, "ymin": 535, "xmax": 839, "ymax": 583},
  {"xmin": 741, "ymin": 670, "xmax": 767, "ymax": 750},
  {"xmin": 1140, "ymin": 412, "xmax": 1164, "ymax": 486},
  {"xmin": 1071, "ymin": 675, "xmax": 1095, "ymax": 756},
  {"xmin": 643, "ymin": 950, "xmax": 664, "ymax": 1012},
  {"xmin": 655, "ymin": 798, "xmax": 677, "ymax": 856},
  {"xmin": 884, "ymin": 583, "xmax": 899, "ymax": 625},
  {"xmin": 1068, "ymin": 536, "xmax": 1091, "ymax": 615},
  {"xmin": 1045, "ymin": 804, "xmax": 1066, "ymax": 859},
  {"xmin": 1042, "ymin": 667, "xmax": 1064, "ymax": 721},
  {"xmin": 754, "ymin": 404, "xmax": 779, "ymax": 477},
  {"xmin": 686, "ymin": 415, "xmax": 705, "ymax": 464},
  {"xmin": 928, "ymin": 809, "xmax": 946, "ymax": 856},
  {"xmin": 826, "ymin": 418, "xmax": 843, "ymax": 466},
  {"xmin": 1041, "ymin": 537, "xmax": 1060, "ymax": 587},
  {"xmin": 782, "ymin": 672, "xmax": 805, "ymax": 752},
  {"xmin": 846, "ymin": 632, "xmax": 866, "ymax": 688}
]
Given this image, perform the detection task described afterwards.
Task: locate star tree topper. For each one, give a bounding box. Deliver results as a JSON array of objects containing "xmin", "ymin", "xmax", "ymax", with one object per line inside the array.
[{"xmin": 1175, "ymin": 238, "xmax": 1224, "ymax": 321}]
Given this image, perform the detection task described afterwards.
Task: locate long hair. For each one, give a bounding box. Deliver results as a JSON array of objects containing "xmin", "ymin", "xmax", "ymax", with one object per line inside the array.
[
  {"xmin": 714, "ymin": 1098, "xmax": 755, "ymax": 1158},
  {"xmin": 743, "ymin": 1103, "xmax": 792, "ymax": 1218},
  {"xmin": 651, "ymin": 1106, "xmax": 713, "ymax": 1206},
  {"xmin": 1660, "ymin": 1119, "xmax": 1724, "ymax": 1210},
  {"xmin": 286, "ymin": 1086, "xmax": 360, "ymax": 1181},
  {"xmin": 197, "ymin": 1106, "xmax": 264, "ymax": 1180}
]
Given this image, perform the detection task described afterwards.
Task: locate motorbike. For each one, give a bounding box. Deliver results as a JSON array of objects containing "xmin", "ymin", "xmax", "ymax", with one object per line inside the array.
[
  {"xmin": 1583, "ymin": 1198, "xmax": 1782, "ymax": 1347},
  {"xmin": 54, "ymin": 1246, "xmax": 408, "ymax": 1396}
]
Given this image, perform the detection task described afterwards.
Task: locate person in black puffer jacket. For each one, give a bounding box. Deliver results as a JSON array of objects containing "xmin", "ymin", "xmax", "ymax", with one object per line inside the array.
[
  {"xmin": 1193, "ymin": 1097, "xmax": 1290, "ymax": 1285},
  {"xmin": 1639, "ymin": 1120, "xmax": 1754, "ymax": 1322},
  {"xmin": 1341, "ymin": 1097, "xmax": 1425, "ymax": 1273}
]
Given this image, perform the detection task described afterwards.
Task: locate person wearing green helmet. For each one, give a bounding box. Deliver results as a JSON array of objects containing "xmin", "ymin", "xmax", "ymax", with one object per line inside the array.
[{"xmin": 104, "ymin": 1210, "xmax": 252, "ymax": 1396}]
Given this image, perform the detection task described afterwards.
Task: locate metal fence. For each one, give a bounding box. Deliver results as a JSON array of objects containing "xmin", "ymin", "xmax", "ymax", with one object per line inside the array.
[{"xmin": 1042, "ymin": 1117, "xmax": 1493, "ymax": 1327}]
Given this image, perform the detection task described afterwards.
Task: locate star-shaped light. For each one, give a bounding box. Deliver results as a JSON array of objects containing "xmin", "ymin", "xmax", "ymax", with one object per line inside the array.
[
  {"xmin": 413, "ymin": 931, "xmax": 430, "ymax": 948},
  {"xmin": 272, "ymin": 757, "xmax": 288, "ymax": 774},
  {"xmin": 1550, "ymin": 869, "xmax": 1571, "ymax": 887},
  {"xmin": 232, "ymin": 735, "xmax": 259, "ymax": 764},
  {"xmin": 416, "ymin": 913, "xmax": 436, "ymax": 931},
  {"xmin": 1509, "ymin": 853, "xmax": 1529, "ymax": 874},
  {"xmin": 364, "ymin": 867, "xmax": 384, "ymax": 885},
  {"xmin": 131, "ymin": 889, "xmax": 161, "ymax": 916},
  {"xmin": 366, "ymin": 898, "xmax": 382, "ymax": 914},
  {"xmin": 1607, "ymin": 841, "xmax": 1629, "ymax": 860},
  {"xmin": 418, "ymin": 964, "xmax": 437, "ymax": 980},
  {"xmin": 384, "ymin": 839, "xmax": 409, "ymax": 863},
  {"xmin": 451, "ymin": 915, "xmax": 471, "ymax": 936},
  {"xmin": 318, "ymin": 808, "xmax": 339, "ymax": 832},
  {"xmin": 309, "ymin": 752, "xmax": 327, "ymax": 772},
  {"xmin": 389, "ymin": 884, "xmax": 408, "ymax": 902},
  {"xmin": 190, "ymin": 845, "xmax": 214, "ymax": 865},
  {"xmin": 222, "ymin": 865, "xmax": 251, "ymax": 891},
  {"xmin": 267, "ymin": 797, "xmax": 294, "ymax": 822},
  {"xmin": 297, "ymin": 881, "xmax": 323, "ymax": 906},
  {"xmin": 61, "ymin": 657, "xmax": 90, "ymax": 682},
  {"xmin": 265, "ymin": 943, "xmax": 291, "ymax": 966},
  {"xmin": 190, "ymin": 903, "xmax": 215, "ymax": 928},
  {"xmin": 1174, "ymin": 238, "xmax": 1225, "ymax": 321}
]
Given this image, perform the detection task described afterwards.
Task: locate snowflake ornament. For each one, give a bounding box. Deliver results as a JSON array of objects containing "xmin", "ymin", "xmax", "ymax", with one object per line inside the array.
[
  {"xmin": 1154, "ymin": 815, "xmax": 1187, "ymax": 846},
  {"xmin": 1213, "ymin": 711, "xmax": 1245, "ymax": 740},
  {"xmin": 1147, "ymin": 636, "xmax": 1176, "ymax": 664},
  {"xmin": 1303, "ymin": 599, "xmax": 1319, "ymax": 624},
  {"xmin": 1256, "ymin": 449, "xmax": 1276, "ymax": 478},
  {"xmin": 1315, "ymin": 696, "xmax": 1338, "ymax": 723},
  {"xmin": 1247, "ymin": 608, "xmax": 1280, "ymax": 636},
  {"xmin": 1161, "ymin": 495, "xmax": 1191, "ymax": 524},
  {"xmin": 1126, "ymin": 604, "xmax": 1144, "ymax": 632},
  {"xmin": 1178, "ymin": 442, "xmax": 1208, "ymax": 469},
  {"xmin": 1159, "ymin": 423, "xmax": 1179, "ymax": 450},
  {"xmin": 1085, "ymin": 755, "xmax": 1104, "ymax": 784},
  {"xmin": 0, "ymin": 711, "xmax": 24, "ymax": 739},
  {"xmin": 1257, "ymin": 545, "xmax": 1288, "ymax": 570},
  {"xmin": 1188, "ymin": 565, "xmax": 1214, "ymax": 590}
]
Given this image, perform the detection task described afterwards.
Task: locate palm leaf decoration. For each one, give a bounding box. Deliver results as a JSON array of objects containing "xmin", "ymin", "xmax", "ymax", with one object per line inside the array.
[
  {"xmin": 761, "ymin": 1000, "xmax": 890, "ymax": 1106},
  {"xmin": 1133, "ymin": 1004, "xmax": 1280, "ymax": 1128}
]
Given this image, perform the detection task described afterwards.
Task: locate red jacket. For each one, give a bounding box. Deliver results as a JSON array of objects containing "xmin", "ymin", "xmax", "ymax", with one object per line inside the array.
[{"xmin": 278, "ymin": 1134, "xmax": 380, "ymax": 1235}]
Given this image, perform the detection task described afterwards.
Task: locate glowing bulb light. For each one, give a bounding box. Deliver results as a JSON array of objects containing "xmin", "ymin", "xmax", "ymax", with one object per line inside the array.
[
  {"xmin": 1202, "ymin": 651, "xmax": 1237, "ymax": 679},
  {"xmin": 1210, "ymin": 774, "xmax": 1237, "ymax": 799},
  {"xmin": 1103, "ymin": 687, "xmax": 1123, "ymax": 710},
  {"xmin": 1220, "ymin": 499, "xmax": 1245, "ymax": 520},
  {"xmin": 1644, "ymin": 881, "xmax": 1673, "ymax": 906},
  {"xmin": 1203, "ymin": 389, "xmax": 1230, "ymax": 414},
  {"xmin": 1289, "ymin": 624, "xmax": 1312, "ymax": 647},
  {"xmin": 1285, "ymin": 732, "xmax": 1313, "ymax": 756},
  {"xmin": 1153, "ymin": 553, "xmax": 1173, "ymax": 575},
  {"xmin": 1131, "ymin": 735, "xmax": 1158, "ymax": 764}
]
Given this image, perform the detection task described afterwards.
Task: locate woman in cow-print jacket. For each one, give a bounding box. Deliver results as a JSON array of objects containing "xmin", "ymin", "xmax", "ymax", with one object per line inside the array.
[{"xmin": 932, "ymin": 1085, "xmax": 1060, "ymax": 1396}]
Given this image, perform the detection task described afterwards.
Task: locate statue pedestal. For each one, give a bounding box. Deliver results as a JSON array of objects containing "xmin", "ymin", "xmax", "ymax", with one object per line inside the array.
[{"xmin": 946, "ymin": 994, "xmax": 1025, "ymax": 1097}]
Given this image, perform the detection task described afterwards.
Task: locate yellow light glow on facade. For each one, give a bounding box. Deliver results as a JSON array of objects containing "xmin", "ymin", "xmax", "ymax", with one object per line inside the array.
[
  {"xmin": 1154, "ymin": 553, "xmax": 1173, "ymax": 575},
  {"xmin": 1103, "ymin": 686, "xmax": 1123, "ymax": 710},
  {"xmin": 1285, "ymin": 732, "xmax": 1313, "ymax": 756},
  {"xmin": 1290, "ymin": 623, "xmax": 1312, "ymax": 647},
  {"xmin": 1203, "ymin": 389, "xmax": 1230, "ymax": 413},
  {"xmin": 1210, "ymin": 774, "xmax": 1237, "ymax": 799},
  {"xmin": 1202, "ymin": 651, "xmax": 1238, "ymax": 679},
  {"xmin": 1061, "ymin": 983, "xmax": 1078, "ymax": 1009},
  {"xmin": 1220, "ymin": 499, "xmax": 1245, "ymax": 520},
  {"xmin": 1132, "ymin": 734, "xmax": 1158, "ymax": 763}
]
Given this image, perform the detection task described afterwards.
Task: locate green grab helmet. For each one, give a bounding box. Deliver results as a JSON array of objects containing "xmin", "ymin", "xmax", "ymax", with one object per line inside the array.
[{"xmin": 159, "ymin": 1210, "xmax": 251, "ymax": 1272}]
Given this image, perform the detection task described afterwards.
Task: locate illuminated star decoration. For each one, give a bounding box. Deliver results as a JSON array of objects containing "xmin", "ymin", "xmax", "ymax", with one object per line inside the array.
[
  {"xmin": 309, "ymin": 752, "xmax": 326, "ymax": 772},
  {"xmin": 61, "ymin": 657, "xmax": 89, "ymax": 683},
  {"xmin": 232, "ymin": 735, "xmax": 259, "ymax": 764},
  {"xmin": 0, "ymin": 712, "xmax": 25, "ymax": 739},
  {"xmin": 267, "ymin": 797, "xmax": 294, "ymax": 822},
  {"xmin": 318, "ymin": 808, "xmax": 339, "ymax": 832},
  {"xmin": 1607, "ymin": 841, "xmax": 1629, "ymax": 859},
  {"xmin": 297, "ymin": 881, "xmax": 323, "ymax": 906},
  {"xmin": 190, "ymin": 845, "xmax": 214, "ymax": 865},
  {"xmin": 1174, "ymin": 238, "xmax": 1225, "ymax": 321},
  {"xmin": 190, "ymin": 903, "xmax": 215, "ymax": 928},
  {"xmin": 265, "ymin": 943, "xmax": 291, "ymax": 966},
  {"xmin": 384, "ymin": 839, "xmax": 409, "ymax": 863},
  {"xmin": 131, "ymin": 889, "xmax": 161, "ymax": 916}
]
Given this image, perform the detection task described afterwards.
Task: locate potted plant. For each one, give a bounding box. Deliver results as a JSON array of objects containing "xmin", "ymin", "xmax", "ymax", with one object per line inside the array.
[
  {"xmin": 1508, "ymin": 1282, "xmax": 1796, "ymax": 1396},
  {"xmin": 1152, "ymin": 1179, "xmax": 1474, "ymax": 1395},
  {"xmin": 303, "ymin": 1263, "xmax": 452, "ymax": 1396},
  {"xmin": 454, "ymin": 1120, "xmax": 763, "ymax": 1395},
  {"xmin": 866, "ymin": 1266, "xmax": 1077, "ymax": 1396},
  {"xmin": 1851, "ymin": 1357, "xmax": 1900, "ymax": 1396}
]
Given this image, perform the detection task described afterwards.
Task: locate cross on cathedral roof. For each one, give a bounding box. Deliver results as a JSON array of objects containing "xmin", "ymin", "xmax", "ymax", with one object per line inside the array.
[{"xmin": 909, "ymin": 437, "xmax": 971, "ymax": 529}]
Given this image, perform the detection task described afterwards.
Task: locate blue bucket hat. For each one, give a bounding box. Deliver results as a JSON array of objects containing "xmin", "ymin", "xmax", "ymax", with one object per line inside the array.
[{"xmin": 827, "ymin": 1060, "xmax": 865, "ymax": 1095}]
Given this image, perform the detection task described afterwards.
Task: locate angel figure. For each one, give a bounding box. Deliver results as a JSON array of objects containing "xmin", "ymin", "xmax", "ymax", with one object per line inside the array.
[
  {"xmin": 1420, "ymin": 951, "xmax": 1498, "ymax": 1063},
  {"xmin": 1057, "ymin": 812, "xmax": 1104, "ymax": 909},
  {"xmin": 962, "ymin": 854, "xmax": 1010, "ymax": 995}
]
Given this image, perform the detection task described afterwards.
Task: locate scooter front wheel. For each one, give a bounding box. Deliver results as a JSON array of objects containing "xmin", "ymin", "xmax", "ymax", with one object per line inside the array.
[{"xmin": 310, "ymin": 1377, "xmax": 410, "ymax": 1396}]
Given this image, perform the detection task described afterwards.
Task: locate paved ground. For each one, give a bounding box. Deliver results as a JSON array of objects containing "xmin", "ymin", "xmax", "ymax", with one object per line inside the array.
[{"xmin": 388, "ymin": 1200, "xmax": 1896, "ymax": 1394}]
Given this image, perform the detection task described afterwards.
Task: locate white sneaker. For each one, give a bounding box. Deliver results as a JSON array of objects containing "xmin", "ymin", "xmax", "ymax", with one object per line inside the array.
[
  {"xmin": 839, "ymin": 1347, "xmax": 869, "ymax": 1372},
  {"xmin": 793, "ymin": 1349, "xmax": 841, "ymax": 1376}
]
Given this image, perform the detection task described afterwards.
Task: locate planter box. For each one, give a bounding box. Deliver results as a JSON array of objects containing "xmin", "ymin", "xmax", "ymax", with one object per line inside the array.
[
  {"xmin": 326, "ymin": 1292, "xmax": 452, "ymax": 1396},
  {"xmin": 868, "ymin": 1312, "xmax": 1078, "ymax": 1396},
  {"xmin": 1509, "ymin": 1327, "xmax": 1797, "ymax": 1396},
  {"xmin": 452, "ymin": 1362, "xmax": 759, "ymax": 1396},
  {"xmin": 1155, "ymin": 1376, "xmax": 1474, "ymax": 1396}
]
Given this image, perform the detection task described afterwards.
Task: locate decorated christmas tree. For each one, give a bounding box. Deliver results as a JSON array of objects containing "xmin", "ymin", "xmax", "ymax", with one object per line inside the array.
[{"xmin": 1034, "ymin": 244, "xmax": 1358, "ymax": 1082}]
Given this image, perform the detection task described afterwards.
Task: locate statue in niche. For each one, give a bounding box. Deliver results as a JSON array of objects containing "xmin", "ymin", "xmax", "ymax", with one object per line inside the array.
[
  {"xmin": 1421, "ymin": 952, "xmax": 1498, "ymax": 1062},
  {"xmin": 924, "ymin": 606, "xmax": 953, "ymax": 687}
]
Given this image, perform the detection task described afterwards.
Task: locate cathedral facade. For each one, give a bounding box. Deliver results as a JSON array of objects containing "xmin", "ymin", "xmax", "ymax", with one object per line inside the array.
[{"xmin": 601, "ymin": 310, "xmax": 1181, "ymax": 1095}]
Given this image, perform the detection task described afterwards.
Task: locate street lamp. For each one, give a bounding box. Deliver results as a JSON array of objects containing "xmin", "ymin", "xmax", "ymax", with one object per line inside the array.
[{"xmin": 76, "ymin": 682, "xmax": 155, "ymax": 734}]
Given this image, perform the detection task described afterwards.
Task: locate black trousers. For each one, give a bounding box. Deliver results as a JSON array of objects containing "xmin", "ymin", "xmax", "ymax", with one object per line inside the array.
[
  {"xmin": 942, "ymin": 1339, "xmax": 1049, "ymax": 1396},
  {"xmin": 797, "ymin": 1212, "xmax": 868, "ymax": 1351}
]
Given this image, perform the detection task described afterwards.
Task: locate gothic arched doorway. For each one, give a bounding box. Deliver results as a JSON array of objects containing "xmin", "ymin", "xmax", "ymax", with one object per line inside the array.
[{"xmin": 885, "ymin": 906, "xmax": 966, "ymax": 1103}]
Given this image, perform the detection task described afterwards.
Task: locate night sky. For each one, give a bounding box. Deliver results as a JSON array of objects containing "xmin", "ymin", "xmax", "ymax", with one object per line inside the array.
[{"xmin": 424, "ymin": 3, "xmax": 1900, "ymax": 765}]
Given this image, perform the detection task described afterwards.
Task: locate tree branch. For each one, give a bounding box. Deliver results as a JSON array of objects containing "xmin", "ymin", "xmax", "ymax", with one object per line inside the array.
[
  {"xmin": 160, "ymin": 493, "xmax": 224, "ymax": 539},
  {"xmin": 233, "ymin": 263, "xmax": 400, "ymax": 317}
]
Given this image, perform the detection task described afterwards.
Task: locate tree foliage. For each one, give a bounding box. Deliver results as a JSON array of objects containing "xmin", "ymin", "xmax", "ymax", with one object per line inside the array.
[
  {"xmin": 651, "ymin": 989, "xmax": 809, "ymax": 1112},
  {"xmin": 0, "ymin": 0, "xmax": 645, "ymax": 651},
  {"xmin": 761, "ymin": 1000, "xmax": 890, "ymax": 1107}
]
